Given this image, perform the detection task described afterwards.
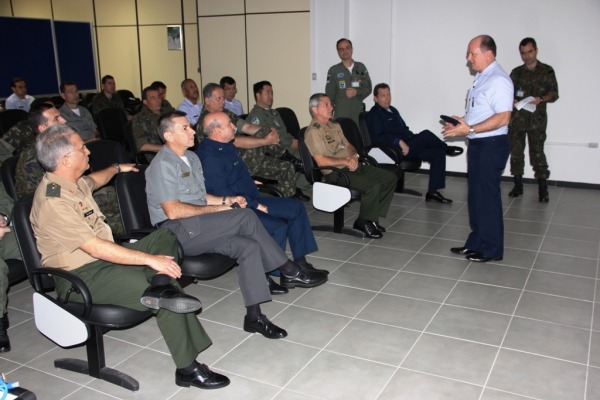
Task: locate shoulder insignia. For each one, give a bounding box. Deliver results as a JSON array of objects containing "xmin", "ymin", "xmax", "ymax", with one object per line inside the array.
[
  {"xmin": 45, "ymin": 182, "xmax": 61, "ymax": 198},
  {"xmin": 337, "ymin": 72, "xmax": 344, "ymax": 78},
  {"xmin": 313, "ymin": 122, "xmax": 321, "ymax": 128},
  {"xmin": 251, "ymin": 117, "xmax": 260, "ymax": 125}
]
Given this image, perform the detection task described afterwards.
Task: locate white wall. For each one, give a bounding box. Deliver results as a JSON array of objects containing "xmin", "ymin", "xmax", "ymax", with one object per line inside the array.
[{"xmin": 312, "ymin": 0, "xmax": 600, "ymax": 185}]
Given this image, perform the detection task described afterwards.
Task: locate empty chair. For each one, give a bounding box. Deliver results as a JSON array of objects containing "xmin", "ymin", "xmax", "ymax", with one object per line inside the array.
[
  {"xmin": 115, "ymin": 166, "xmax": 236, "ymax": 280},
  {"xmin": 12, "ymin": 196, "xmax": 152, "ymax": 391},
  {"xmin": 0, "ymin": 109, "xmax": 28, "ymax": 135},
  {"xmin": 298, "ymin": 127, "xmax": 362, "ymax": 237},
  {"xmin": 275, "ymin": 107, "xmax": 301, "ymax": 139},
  {"xmin": 96, "ymin": 108, "xmax": 128, "ymax": 144}
]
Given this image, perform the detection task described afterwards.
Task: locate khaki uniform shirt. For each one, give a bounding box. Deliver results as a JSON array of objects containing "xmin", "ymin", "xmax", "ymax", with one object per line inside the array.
[
  {"xmin": 31, "ymin": 173, "xmax": 112, "ymax": 271},
  {"xmin": 304, "ymin": 119, "xmax": 353, "ymax": 174}
]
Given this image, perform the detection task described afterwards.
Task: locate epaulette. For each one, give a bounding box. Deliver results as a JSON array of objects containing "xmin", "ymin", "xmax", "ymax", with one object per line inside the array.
[
  {"xmin": 45, "ymin": 182, "xmax": 61, "ymax": 198},
  {"xmin": 313, "ymin": 122, "xmax": 321, "ymax": 128}
]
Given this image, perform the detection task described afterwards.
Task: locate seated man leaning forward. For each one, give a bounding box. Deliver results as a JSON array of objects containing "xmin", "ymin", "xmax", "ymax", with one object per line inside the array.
[
  {"xmin": 367, "ymin": 83, "xmax": 461, "ymax": 204},
  {"xmin": 30, "ymin": 124, "xmax": 230, "ymax": 390},
  {"xmin": 198, "ymin": 112, "xmax": 329, "ymax": 282},
  {"xmin": 305, "ymin": 93, "xmax": 397, "ymax": 239},
  {"xmin": 145, "ymin": 111, "xmax": 327, "ymax": 338}
]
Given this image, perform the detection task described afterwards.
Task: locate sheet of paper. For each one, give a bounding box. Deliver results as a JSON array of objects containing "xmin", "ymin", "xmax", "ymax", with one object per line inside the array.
[{"xmin": 515, "ymin": 96, "xmax": 536, "ymax": 112}]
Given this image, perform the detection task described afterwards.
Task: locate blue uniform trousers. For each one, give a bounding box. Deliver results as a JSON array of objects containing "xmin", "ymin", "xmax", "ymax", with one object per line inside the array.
[
  {"xmin": 406, "ymin": 130, "xmax": 447, "ymax": 191},
  {"xmin": 464, "ymin": 135, "xmax": 510, "ymax": 258},
  {"xmin": 252, "ymin": 196, "xmax": 318, "ymax": 261}
]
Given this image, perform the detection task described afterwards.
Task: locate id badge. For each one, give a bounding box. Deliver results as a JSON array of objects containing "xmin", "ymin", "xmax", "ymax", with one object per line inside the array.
[
  {"xmin": 516, "ymin": 90, "xmax": 524, "ymax": 97},
  {"xmin": 351, "ymin": 81, "xmax": 360, "ymax": 88}
]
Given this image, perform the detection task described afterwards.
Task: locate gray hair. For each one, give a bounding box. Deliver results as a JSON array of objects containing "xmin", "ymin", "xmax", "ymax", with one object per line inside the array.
[
  {"xmin": 202, "ymin": 82, "xmax": 221, "ymax": 102},
  {"xmin": 35, "ymin": 124, "xmax": 76, "ymax": 172},
  {"xmin": 203, "ymin": 118, "xmax": 222, "ymax": 137},
  {"xmin": 158, "ymin": 110, "xmax": 188, "ymax": 141},
  {"xmin": 308, "ymin": 93, "xmax": 327, "ymax": 117}
]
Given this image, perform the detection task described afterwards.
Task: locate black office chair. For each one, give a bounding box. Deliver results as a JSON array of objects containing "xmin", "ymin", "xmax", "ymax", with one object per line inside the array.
[
  {"xmin": 357, "ymin": 112, "xmax": 422, "ymax": 196},
  {"xmin": 124, "ymin": 121, "xmax": 156, "ymax": 165},
  {"xmin": 117, "ymin": 89, "xmax": 142, "ymax": 115},
  {"xmin": 0, "ymin": 155, "xmax": 19, "ymax": 201},
  {"xmin": 115, "ymin": 166, "xmax": 236, "ymax": 280},
  {"xmin": 96, "ymin": 108, "xmax": 128, "ymax": 144},
  {"xmin": 0, "ymin": 109, "xmax": 28, "ymax": 135},
  {"xmin": 298, "ymin": 127, "xmax": 363, "ymax": 237},
  {"xmin": 275, "ymin": 107, "xmax": 301, "ymax": 139},
  {"xmin": 12, "ymin": 196, "xmax": 152, "ymax": 391},
  {"xmin": 86, "ymin": 139, "xmax": 132, "ymax": 172}
]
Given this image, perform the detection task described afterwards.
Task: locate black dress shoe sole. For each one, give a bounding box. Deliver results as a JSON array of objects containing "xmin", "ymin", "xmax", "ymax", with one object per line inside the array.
[
  {"xmin": 466, "ymin": 255, "xmax": 503, "ymax": 263},
  {"xmin": 280, "ymin": 275, "xmax": 327, "ymax": 289},
  {"xmin": 140, "ymin": 295, "xmax": 202, "ymax": 314},
  {"xmin": 175, "ymin": 378, "xmax": 230, "ymax": 390},
  {"xmin": 450, "ymin": 247, "xmax": 478, "ymax": 256}
]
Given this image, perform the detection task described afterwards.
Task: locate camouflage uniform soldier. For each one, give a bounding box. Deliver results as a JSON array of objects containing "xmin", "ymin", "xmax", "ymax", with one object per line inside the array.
[
  {"xmin": 196, "ymin": 84, "xmax": 297, "ymax": 198},
  {"xmin": 0, "ymin": 119, "xmax": 36, "ymax": 161},
  {"xmin": 247, "ymin": 81, "xmax": 311, "ymax": 193},
  {"xmin": 325, "ymin": 38, "xmax": 372, "ymax": 125},
  {"xmin": 90, "ymin": 75, "xmax": 128, "ymax": 117},
  {"xmin": 132, "ymin": 87, "xmax": 164, "ymax": 162},
  {"xmin": 508, "ymin": 37, "xmax": 559, "ymax": 202}
]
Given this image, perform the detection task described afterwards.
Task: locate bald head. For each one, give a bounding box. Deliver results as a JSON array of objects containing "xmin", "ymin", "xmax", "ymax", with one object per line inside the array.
[{"xmin": 203, "ymin": 112, "xmax": 235, "ymax": 143}]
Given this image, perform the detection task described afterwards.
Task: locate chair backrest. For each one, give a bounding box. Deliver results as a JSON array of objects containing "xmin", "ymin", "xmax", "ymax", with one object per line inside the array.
[
  {"xmin": 0, "ymin": 155, "xmax": 19, "ymax": 200},
  {"xmin": 13, "ymin": 195, "xmax": 55, "ymax": 291},
  {"xmin": 86, "ymin": 139, "xmax": 132, "ymax": 172},
  {"xmin": 0, "ymin": 109, "xmax": 28, "ymax": 135},
  {"xmin": 96, "ymin": 108, "xmax": 128, "ymax": 143},
  {"xmin": 123, "ymin": 121, "xmax": 151, "ymax": 165},
  {"xmin": 298, "ymin": 127, "xmax": 322, "ymax": 184},
  {"xmin": 115, "ymin": 165, "xmax": 153, "ymax": 233},
  {"xmin": 358, "ymin": 111, "xmax": 373, "ymax": 147},
  {"xmin": 117, "ymin": 89, "xmax": 142, "ymax": 115},
  {"xmin": 335, "ymin": 117, "xmax": 367, "ymax": 157},
  {"xmin": 275, "ymin": 107, "xmax": 301, "ymax": 138}
]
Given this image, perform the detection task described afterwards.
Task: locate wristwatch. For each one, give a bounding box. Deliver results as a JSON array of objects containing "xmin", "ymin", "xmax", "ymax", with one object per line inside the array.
[
  {"xmin": 468, "ymin": 126, "xmax": 476, "ymax": 135},
  {"xmin": 112, "ymin": 163, "xmax": 121, "ymax": 173}
]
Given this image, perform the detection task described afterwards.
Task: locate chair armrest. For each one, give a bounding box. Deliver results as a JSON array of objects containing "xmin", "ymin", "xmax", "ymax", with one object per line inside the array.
[
  {"xmin": 32, "ymin": 268, "xmax": 93, "ymax": 318},
  {"xmin": 368, "ymin": 143, "xmax": 403, "ymax": 162},
  {"xmin": 312, "ymin": 166, "xmax": 351, "ymax": 187},
  {"xmin": 257, "ymin": 184, "xmax": 284, "ymax": 197}
]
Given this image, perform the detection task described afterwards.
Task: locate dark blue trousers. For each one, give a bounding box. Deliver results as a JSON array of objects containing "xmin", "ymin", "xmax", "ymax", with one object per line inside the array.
[
  {"xmin": 406, "ymin": 130, "xmax": 447, "ymax": 191},
  {"xmin": 252, "ymin": 196, "xmax": 318, "ymax": 261},
  {"xmin": 464, "ymin": 135, "xmax": 510, "ymax": 258}
]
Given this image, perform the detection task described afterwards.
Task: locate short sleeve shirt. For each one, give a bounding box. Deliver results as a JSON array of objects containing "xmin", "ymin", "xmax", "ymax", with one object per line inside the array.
[{"xmin": 304, "ymin": 120, "xmax": 352, "ymax": 174}]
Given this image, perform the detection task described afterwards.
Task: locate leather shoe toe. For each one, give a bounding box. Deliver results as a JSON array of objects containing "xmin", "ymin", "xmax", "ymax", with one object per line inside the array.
[
  {"xmin": 450, "ymin": 246, "xmax": 478, "ymax": 256},
  {"xmin": 353, "ymin": 219, "xmax": 383, "ymax": 239},
  {"xmin": 446, "ymin": 146, "xmax": 464, "ymax": 156},
  {"xmin": 426, "ymin": 192, "xmax": 453, "ymax": 204},
  {"xmin": 176, "ymin": 363, "xmax": 230, "ymax": 389},
  {"xmin": 370, "ymin": 221, "xmax": 386, "ymax": 232},
  {"xmin": 267, "ymin": 275, "xmax": 288, "ymax": 295},
  {"xmin": 466, "ymin": 252, "xmax": 503, "ymax": 263},
  {"xmin": 244, "ymin": 314, "xmax": 287, "ymax": 339},
  {"xmin": 281, "ymin": 268, "xmax": 327, "ymax": 288},
  {"xmin": 141, "ymin": 284, "xmax": 202, "ymax": 313}
]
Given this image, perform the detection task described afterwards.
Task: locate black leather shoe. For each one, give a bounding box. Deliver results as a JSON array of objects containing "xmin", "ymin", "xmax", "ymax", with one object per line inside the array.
[
  {"xmin": 280, "ymin": 268, "xmax": 328, "ymax": 288},
  {"xmin": 353, "ymin": 219, "xmax": 383, "ymax": 239},
  {"xmin": 446, "ymin": 146, "xmax": 464, "ymax": 156},
  {"xmin": 297, "ymin": 259, "xmax": 329, "ymax": 275},
  {"xmin": 244, "ymin": 314, "xmax": 288, "ymax": 339},
  {"xmin": 450, "ymin": 246, "xmax": 478, "ymax": 256},
  {"xmin": 426, "ymin": 192, "xmax": 453, "ymax": 204},
  {"xmin": 141, "ymin": 284, "xmax": 202, "ymax": 313},
  {"xmin": 175, "ymin": 363, "xmax": 230, "ymax": 389},
  {"xmin": 466, "ymin": 252, "xmax": 503, "ymax": 263},
  {"xmin": 293, "ymin": 189, "xmax": 310, "ymax": 202},
  {"xmin": 370, "ymin": 221, "xmax": 386, "ymax": 232},
  {"xmin": 267, "ymin": 275, "xmax": 289, "ymax": 295},
  {"xmin": 0, "ymin": 314, "xmax": 10, "ymax": 353}
]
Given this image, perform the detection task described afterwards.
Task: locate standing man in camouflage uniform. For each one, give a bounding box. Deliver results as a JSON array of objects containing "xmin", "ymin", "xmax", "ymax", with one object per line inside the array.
[
  {"xmin": 325, "ymin": 38, "xmax": 372, "ymax": 125},
  {"xmin": 14, "ymin": 103, "xmax": 125, "ymax": 235},
  {"xmin": 508, "ymin": 37, "xmax": 559, "ymax": 202},
  {"xmin": 132, "ymin": 86, "xmax": 163, "ymax": 161},
  {"xmin": 247, "ymin": 81, "xmax": 310, "ymax": 200},
  {"xmin": 196, "ymin": 83, "xmax": 299, "ymax": 198}
]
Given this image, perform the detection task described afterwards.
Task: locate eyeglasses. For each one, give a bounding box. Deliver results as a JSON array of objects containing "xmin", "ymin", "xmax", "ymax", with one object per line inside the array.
[{"xmin": 64, "ymin": 144, "xmax": 87, "ymax": 157}]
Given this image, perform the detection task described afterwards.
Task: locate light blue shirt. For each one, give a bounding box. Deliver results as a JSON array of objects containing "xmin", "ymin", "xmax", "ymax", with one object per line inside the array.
[
  {"xmin": 5, "ymin": 93, "xmax": 34, "ymax": 112},
  {"xmin": 177, "ymin": 98, "xmax": 203, "ymax": 125},
  {"xmin": 224, "ymin": 98, "xmax": 243, "ymax": 116},
  {"xmin": 465, "ymin": 61, "xmax": 513, "ymax": 139}
]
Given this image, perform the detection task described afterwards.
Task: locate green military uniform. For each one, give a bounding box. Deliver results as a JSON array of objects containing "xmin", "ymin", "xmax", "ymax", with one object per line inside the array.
[
  {"xmin": 0, "ymin": 120, "xmax": 36, "ymax": 161},
  {"xmin": 90, "ymin": 91, "xmax": 127, "ymax": 117},
  {"xmin": 14, "ymin": 144, "xmax": 124, "ymax": 235},
  {"xmin": 30, "ymin": 173, "xmax": 210, "ymax": 368},
  {"xmin": 160, "ymin": 99, "xmax": 175, "ymax": 114},
  {"xmin": 508, "ymin": 61, "xmax": 559, "ymax": 179},
  {"xmin": 247, "ymin": 105, "xmax": 311, "ymax": 190},
  {"xmin": 132, "ymin": 105, "xmax": 162, "ymax": 162},
  {"xmin": 0, "ymin": 185, "xmax": 21, "ymax": 315},
  {"xmin": 196, "ymin": 108, "xmax": 297, "ymax": 197},
  {"xmin": 304, "ymin": 119, "xmax": 396, "ymax": 222},
  {"xmin": 325, "ymin": 61, "xmax": 372, "ymax": 124}
]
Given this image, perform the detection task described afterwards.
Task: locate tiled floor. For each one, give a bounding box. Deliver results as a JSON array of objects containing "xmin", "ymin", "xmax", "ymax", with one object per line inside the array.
[{"xmin": 2, "ymin": 174, "xmax": 600, "ymax": 400}]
